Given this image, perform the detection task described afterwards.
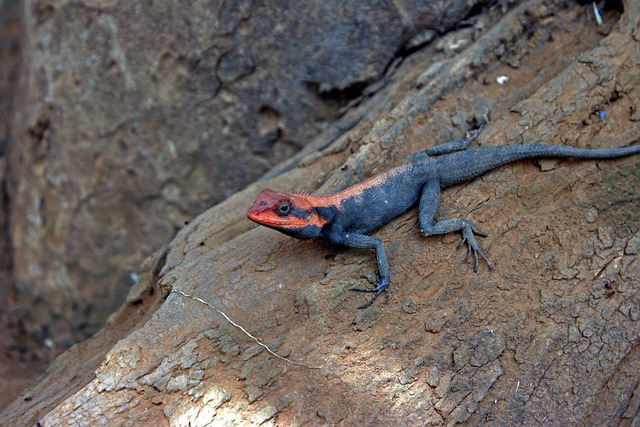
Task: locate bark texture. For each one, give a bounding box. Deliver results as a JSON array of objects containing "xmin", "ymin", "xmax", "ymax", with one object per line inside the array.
[{"xmin": 2, "ymin": 0, "xmax": 640, "ymax": 425}]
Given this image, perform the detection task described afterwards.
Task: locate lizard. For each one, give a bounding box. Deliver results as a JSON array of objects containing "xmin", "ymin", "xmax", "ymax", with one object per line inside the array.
[{"xmin": 246, "ymin": 129, "xmax": 640, "ymax": 308}]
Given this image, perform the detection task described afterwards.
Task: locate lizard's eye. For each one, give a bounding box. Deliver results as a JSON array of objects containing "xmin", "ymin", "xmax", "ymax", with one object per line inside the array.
[{"xmin": 276, "ymin": 202, "xmax": 292, "ymax": 216}]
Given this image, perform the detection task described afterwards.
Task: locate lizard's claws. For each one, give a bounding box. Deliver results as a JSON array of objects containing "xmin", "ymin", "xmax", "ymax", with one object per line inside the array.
[
  {"xmin": 456, "ymin": 226, "xmax": 494, "ymax": 272},
  {"xmin": 350, "ymin": 275, "xmax": 390, "ymax": 308}
]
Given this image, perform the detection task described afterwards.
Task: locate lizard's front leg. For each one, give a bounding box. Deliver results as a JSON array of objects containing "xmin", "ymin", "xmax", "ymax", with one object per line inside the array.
[
  {"xmin": 328, "ymin": 232, "xmax": 390, "ymax": 308},
  {"xmin": 418, "ymin": 179, "xmax": 494, "ymax": 271}
]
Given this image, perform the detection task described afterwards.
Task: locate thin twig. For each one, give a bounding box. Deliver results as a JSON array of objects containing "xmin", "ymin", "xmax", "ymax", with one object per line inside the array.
[
  {"xmin": 592, "ymin": 253, "xmax": 622, "ymax": 281},
  {"xmin": 173, "ymin": 289, "xmax": 320, "ymax": 369}
]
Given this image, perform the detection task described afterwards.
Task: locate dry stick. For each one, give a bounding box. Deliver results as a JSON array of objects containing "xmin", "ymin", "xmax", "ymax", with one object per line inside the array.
[{"xmin": 173, "ymin": 289, "xmax": 320, "ymax": 369}]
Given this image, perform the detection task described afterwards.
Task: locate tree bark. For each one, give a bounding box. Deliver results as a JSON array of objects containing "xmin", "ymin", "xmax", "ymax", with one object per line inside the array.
[{"xmin": 2, "ymin": 0, "xmax": 639, "ymax": 425}]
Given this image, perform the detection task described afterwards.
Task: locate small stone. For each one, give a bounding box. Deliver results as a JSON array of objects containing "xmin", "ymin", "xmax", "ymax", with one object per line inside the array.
[
  {"xmin": 624, "ymin": 233, "xmax": 640, "ymax": 255},
  {"xmin": 426, "ymin": 365, "xmax": 441, "ymax": 387},
  {"xmin": 242, "ymin": 345, "xmax": 264, "ymax": 361},
  {"xmin": 251, "ymin": 405, "xmax": 278, "ymax": 425},
  {"xmin": 166, "ymin": 375, "xmax": 188, "ymax": 392},
  {"xmin": 202, "ymin": 385, "xmax": 230, "ymax": 409}
]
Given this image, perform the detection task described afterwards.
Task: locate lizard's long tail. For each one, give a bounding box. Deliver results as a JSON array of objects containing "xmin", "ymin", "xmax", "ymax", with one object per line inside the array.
[{"xmin": 438, "ymin": 142, "xmax": 640, "ymax": 187}]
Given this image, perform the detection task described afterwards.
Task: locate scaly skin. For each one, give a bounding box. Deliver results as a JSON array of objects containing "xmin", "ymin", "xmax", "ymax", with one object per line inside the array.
[{"xmin": 247, "ymin": 129, "xmax": 640, "ymax": 308}]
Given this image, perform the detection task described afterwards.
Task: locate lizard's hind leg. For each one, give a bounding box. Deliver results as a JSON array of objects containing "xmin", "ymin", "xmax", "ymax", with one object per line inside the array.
[{"xmin": 418, "ymin": 179, "xmax": 494, "ymax": 272}]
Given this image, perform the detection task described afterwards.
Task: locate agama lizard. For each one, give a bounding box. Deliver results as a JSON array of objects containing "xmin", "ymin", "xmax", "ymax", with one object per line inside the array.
[{"xmin": 247, "ymin": 129, "xmax": 640, "ymax": 308}]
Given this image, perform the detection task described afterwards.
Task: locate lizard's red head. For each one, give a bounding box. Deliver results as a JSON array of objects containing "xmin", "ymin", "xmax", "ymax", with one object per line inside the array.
[
  {"xmin": 247, "ymin": 189, "xmax": 314, "ymax": 227},
  {"xmin": 247, "ymin": 189, "xmax": 327, "ymax": 240}
]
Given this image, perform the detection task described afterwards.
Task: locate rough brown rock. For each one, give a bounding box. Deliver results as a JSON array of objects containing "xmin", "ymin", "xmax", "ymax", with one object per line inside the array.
[
  {"xmin": 2, "ymin": 0, "xmax": 640, "ymax": 425},
  {"xmin": 0, "ymin": 0, "xmax": 19, "ymax": 271},
  {"xmin": 0, "ymin": 0, "xmax": 46, "ymax": 411}
]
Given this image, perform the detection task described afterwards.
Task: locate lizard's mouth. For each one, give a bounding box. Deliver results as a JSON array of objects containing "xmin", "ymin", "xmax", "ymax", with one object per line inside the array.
[
  {"xmin": 246, "ymin": 210, "xmax": 287, "ymax": 226},
  {"xmin": 247, "ymin": 210, "xmax": 314, "ymax": 230}
]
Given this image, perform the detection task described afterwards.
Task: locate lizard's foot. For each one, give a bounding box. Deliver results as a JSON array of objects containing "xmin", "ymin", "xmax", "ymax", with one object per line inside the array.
[
  {"xmin": 457, "ymin": 225, "xmax": 494, "ymax": 272},
  {"xmin": 350, "ymin": 274, "xmax": 390, "ymax": 308}
]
